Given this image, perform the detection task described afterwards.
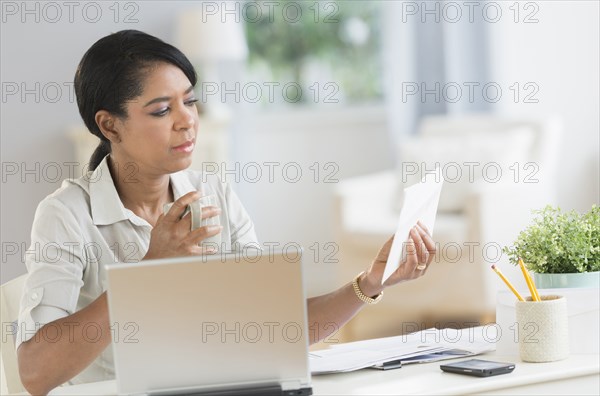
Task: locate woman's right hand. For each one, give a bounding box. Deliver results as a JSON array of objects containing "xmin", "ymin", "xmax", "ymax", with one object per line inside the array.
[{"xmin": 144, "ymin": 191, "xmax": 222, "ymax": 260}]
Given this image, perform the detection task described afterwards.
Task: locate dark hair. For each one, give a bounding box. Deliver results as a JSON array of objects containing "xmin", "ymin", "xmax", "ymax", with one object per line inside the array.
[{"xmin": 74, "ymin": 30, "xmax": 197, "ymax": 170}]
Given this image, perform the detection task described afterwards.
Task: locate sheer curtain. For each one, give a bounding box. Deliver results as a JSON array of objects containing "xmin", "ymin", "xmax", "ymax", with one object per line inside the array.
[{"xmin": 382, "ymin": 0, "xmax": 492, "ymax": 147}]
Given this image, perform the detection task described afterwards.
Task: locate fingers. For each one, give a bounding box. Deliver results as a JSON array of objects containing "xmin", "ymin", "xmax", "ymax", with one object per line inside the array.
[
  {"xmin": 384, "ymin": 234, "xmax": 395, "ymax": 248},
  {"xmin": 415, "ymin": 223, "xmax": 436, "ymax": 265},
  {"xmin": 200, "ymin": 205, "xmax": 221, "ymax": 221},
  {"xmin": 416, "ymin": 220, "xmax": 430, "ymax": 234},
  {"xmin": 374, "ymin": 234, "xmax": 395, "ymax": 264},
  {"xmin": 408, "ymin": 222, "xmax": 437, "ymax": 275},
  {"xmin": 200, "ymin": 245, "xmax": 219, "ymax": 255},
  {"xmin": 177, "ymin": 243, "xmax": 219, "ymax": 257},
  {"xmin": 404, "ymin": 238, "xmax": 419, "ymax": 270},
  {"xmin": 188, "ymin": 224, "xmax": 223, "ymax": 246},
  {"xmin": 164, "ymin": 191, "xmax": 201, "ymax": 222},
  {"xmin": 381, "ymin": 223, "xmax": 437, "ymax": 285},
  {"xmin": 409, "ymin": 226, "xmax": 429, "ymax": 265}
]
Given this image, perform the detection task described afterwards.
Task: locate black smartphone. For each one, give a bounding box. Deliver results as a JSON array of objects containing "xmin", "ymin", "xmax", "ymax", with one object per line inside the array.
[{"xmin": 440, "ymin": 359, "xmax": 515, "ymax": 377}]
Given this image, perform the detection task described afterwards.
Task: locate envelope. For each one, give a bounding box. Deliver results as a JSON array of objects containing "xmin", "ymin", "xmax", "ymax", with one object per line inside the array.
[{"xmin": 382, "ymin": 168, "xmax": 444, "ymax": 283}]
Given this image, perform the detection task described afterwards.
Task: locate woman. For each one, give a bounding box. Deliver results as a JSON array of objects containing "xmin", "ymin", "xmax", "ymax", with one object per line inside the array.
[{"xmin": 16, "ymin": 30, "xmax": 436, "ymax": 395}]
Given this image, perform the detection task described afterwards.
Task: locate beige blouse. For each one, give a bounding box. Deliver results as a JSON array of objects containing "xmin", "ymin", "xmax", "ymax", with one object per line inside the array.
[{"xmin": 16, "ymin": 155, "xmax": 259, "ymax": 385}]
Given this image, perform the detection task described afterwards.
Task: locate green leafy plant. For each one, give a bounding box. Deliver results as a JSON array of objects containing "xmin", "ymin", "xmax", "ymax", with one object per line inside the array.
[{"xmin": 503, "ymin": 205, "xmax": 600, "ymax": 273}]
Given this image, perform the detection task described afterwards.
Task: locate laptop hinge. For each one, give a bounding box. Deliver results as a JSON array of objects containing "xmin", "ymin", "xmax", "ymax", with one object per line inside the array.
[
  {"xmin": 148, "ymin": 383, "xmax": 313, "ymax": 396},
  {"xmin": 156, "ymin": 383, "xmax": 283, "ymax": 396},
  {"xmin": 280, "ymin": 380, "xmax": 312, "ymax": 396},
  {"xmin": 282, "ymin": 388, "xmax": 313, "ymax": 396}
]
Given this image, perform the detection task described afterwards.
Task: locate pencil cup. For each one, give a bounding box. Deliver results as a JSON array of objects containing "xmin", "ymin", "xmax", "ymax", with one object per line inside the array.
[{"xmin": 515, "ymin": 295, "xmax": 569, "ymax": 362}]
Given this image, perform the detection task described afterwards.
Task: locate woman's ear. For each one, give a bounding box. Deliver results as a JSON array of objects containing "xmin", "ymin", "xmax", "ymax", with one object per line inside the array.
[{"xmin": 95, "ymin": 110, "xmax": 122, "ymax": 144}]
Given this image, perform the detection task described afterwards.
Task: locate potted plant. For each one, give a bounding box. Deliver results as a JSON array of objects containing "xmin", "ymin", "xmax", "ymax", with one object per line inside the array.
[{"xmin": 503, "ymin": 205, "xmax": 599, "ymax": 289}]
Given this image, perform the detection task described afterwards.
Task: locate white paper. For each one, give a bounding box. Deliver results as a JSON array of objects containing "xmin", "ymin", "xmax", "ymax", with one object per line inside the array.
[
  {"xmin": 382, "ymin": 168, "xmax": 444, "ymax": 284},
  {"xmin": 309, "ymin": 326, "xmax": 495, "ymax": 374}
]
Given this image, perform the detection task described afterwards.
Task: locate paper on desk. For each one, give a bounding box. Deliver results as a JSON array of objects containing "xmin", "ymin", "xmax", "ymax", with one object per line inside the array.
[
  {"xmin": 382, "ymin": 168, "xmax": 444, "ymax": 284},
  {"xmin": 309, "ymin": 327, "xmax": 495, "ymax": 375}
]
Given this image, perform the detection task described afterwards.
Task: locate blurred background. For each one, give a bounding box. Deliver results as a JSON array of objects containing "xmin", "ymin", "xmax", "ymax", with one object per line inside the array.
[{"xmin": 1, "ymin": 1, "xmax": 598, "ymax": 341}]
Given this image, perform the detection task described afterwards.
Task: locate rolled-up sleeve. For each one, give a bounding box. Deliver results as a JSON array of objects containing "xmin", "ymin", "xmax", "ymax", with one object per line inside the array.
[{"xmin": 16, "ymin": 198, "xmax": 85, "ymax": 350}]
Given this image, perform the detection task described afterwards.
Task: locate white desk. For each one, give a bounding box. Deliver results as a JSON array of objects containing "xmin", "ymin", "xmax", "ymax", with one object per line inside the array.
[{"xmin": 44, "ymin": 352, "xmax": 599, "ymax": 396}]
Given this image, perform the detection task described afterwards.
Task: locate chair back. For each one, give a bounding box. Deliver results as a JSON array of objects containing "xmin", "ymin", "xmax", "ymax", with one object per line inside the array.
[
  {"xmin": 1, "ymin": 274, "xmax": 28, "ymax": 395},
  {"xmin": 418, "ymin": 114, "xmax": 562, "ymax": 202}
]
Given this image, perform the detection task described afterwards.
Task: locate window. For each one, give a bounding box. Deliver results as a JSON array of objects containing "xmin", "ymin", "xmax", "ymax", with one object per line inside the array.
[{"xmin": 244, "ymin": 0, "xmax": 383, "ymax": 108}]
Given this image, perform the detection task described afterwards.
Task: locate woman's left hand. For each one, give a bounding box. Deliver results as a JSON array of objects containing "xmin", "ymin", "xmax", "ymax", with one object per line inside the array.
[{"xmin": 357, "ymin": 221, "xmax": 437, "ymax": 297}]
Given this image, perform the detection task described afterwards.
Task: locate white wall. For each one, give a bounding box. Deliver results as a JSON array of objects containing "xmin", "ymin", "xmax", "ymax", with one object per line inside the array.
[{"xmin": 487, "ymin": 0, "xmax": 599, "ymax": 211}]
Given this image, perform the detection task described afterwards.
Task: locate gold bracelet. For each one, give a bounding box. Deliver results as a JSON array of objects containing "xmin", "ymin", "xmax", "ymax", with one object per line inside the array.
[{"xmin": 352, "ymin": 272, "xmax": 383, "ymax": 304}]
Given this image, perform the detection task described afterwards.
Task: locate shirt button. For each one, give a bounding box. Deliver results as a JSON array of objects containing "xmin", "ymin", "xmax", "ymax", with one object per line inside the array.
[{"xmin": 31, "ymin": 292, "xmax": 38, "ymax": 300}]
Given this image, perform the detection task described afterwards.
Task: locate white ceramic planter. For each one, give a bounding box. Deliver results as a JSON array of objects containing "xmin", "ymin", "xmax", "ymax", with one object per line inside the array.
[{"xmin": 533, "ymin": 271, "xmax": 600, "ymax": 289}]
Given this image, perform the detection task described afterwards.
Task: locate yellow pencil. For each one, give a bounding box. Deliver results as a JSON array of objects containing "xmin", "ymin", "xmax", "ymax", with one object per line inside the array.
[
  {"xmin": 519, "ymin": 258, "xmax": 540, "ymax": 301},
  {"xmin": 530, "ymin": 274, "xmax": 541, "ymax": 301},
  {"xmin": 491, "ymin": 264, "xmax": 524, "ymax": 301}
]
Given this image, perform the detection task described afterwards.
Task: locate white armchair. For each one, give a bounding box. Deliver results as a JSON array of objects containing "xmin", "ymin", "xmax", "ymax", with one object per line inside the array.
[{"xmin": 333, "ymin": 113, "xmax": 562, "ymax": 342}]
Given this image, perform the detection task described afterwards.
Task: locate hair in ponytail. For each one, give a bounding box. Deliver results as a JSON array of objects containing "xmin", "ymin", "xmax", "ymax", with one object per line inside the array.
[
  {"xmin": 73, "ymin": 30, "xmax": 197, "ymax": 171},
  {"xmin": 89, "ymin": 140, "xmax": 111, "ymax": 171}
]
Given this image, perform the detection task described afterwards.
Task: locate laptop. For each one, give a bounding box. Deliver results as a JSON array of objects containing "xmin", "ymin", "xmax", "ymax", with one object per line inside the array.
[{"xmin": 105, "ymin": 249, "xmax": 313, "ymax": 396}]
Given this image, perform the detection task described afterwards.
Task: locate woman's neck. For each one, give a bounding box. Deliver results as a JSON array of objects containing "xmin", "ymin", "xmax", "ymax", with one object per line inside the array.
[{"xmin": 107, "ymin": 155, "xmax": 174, "ymax": 226}]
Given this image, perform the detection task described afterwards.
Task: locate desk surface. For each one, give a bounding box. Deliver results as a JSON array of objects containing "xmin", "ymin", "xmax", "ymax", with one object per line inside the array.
[{"xmin": 44, "ymin": 352, "xmax": 599, "ymax": 396}]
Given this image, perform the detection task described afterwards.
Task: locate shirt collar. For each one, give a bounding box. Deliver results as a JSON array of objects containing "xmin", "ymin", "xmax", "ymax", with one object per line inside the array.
[
  {"xmin": 170, "ymin": 168, "xmax": 197, "ymax": 200},
  {"xmin": 89, "ymin": 155, "xmax": 197, "ymax": 226},
  {"xmin": 89, "ymin": 155, "xmax": 129, "ymax": 226}
]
